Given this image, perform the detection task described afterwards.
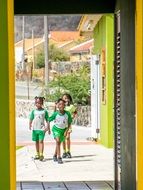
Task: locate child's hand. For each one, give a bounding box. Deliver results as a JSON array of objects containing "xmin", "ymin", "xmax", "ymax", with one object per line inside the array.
[
  {"xmin": 68, "ymin": 128, "xmax": 72, "ymax": 133},
  {"xmin": 29, "ymin": 125, "xmax": 32, "ymax": 130},
  {"xmin": 29, "ymin": 121, "xmax": 32, "ymax": 130},
  {"xmin": 44, "ymin": 127, "xmax": 51, "ymax": 135},
  {"xmin": 64, "ymin": 131, "xmax": 68, "ymax": 137},
  {"xmin": 54, "ymin": 101, "xmax": 59, "ymax": 111},
  {"xmin": 48, "ymin": 129, "xmax": 51, "ymax": 135},
  {"xmin": 73, "ymin": 111, "xmax": 77, "ymax": 118}
]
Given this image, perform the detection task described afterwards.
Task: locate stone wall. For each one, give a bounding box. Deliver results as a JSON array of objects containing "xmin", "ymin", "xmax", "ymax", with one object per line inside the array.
[
  {"xmin": 73, "ymin": 105, "xmax": 91, "ymax": 127},
  {"xmin": 16, "ymin": 99, "xmax": 91, "ymax": 127}
]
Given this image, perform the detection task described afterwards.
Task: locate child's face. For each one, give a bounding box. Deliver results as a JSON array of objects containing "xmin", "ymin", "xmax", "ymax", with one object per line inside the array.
[
  {"xmin": 58, "ymin": 100, "xmax": 65, "ymax": 111},
  {"xmin": 35, "ymin": 99, "xmax": 43, "ymax": 109},
  {"xmin": 62, "ymin": 95, "xmax": 69, "ymax": 105}
]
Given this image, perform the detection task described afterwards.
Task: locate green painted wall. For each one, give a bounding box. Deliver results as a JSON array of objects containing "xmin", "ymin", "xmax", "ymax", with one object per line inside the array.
[
  {"xmin": 93, "ymin": 15, "xmax": 114, "ymax": 148},
  {"xmin": 0, "ymin": 0, "xmax": 10, "ymax": 189}
]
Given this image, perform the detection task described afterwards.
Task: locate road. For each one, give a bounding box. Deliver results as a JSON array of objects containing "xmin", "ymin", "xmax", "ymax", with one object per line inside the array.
[
  {"xmin": 16, "ymin": 117, "xmax": 91, "ymax": 145},
  {"xmin": 16, "ymin": 81, "xmax": 42, "ymax": 99}
]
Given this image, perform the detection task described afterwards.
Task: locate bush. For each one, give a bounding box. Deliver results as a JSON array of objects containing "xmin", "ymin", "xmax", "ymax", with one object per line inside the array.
[
  {"xmin": 35, "ymin": 44, "xmax": 70, "ymax": 68},
  {"xmin": 44, "ymin": 65, "xmax": 90, "ymax": 105}
]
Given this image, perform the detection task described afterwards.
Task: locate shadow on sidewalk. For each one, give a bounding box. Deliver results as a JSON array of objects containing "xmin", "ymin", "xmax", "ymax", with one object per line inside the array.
[{"xmin": 32, "ymin": 154, "xmax": 96, "ymax": 163}]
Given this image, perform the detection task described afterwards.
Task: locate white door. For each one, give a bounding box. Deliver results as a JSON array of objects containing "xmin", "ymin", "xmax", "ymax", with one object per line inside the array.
[{"xmin": 90, "ymin": 55, "xmax": 100, "ymax": 140}]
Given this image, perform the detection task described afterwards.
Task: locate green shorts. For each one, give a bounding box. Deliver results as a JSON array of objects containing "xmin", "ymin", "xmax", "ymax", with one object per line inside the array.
[
  {"xmin": 32, "ymin": 130, "xmax": 45, "ymax": 141},
  {"xmin": 52, "ymin": 126, "xmax": 67, "ymax": 142}
]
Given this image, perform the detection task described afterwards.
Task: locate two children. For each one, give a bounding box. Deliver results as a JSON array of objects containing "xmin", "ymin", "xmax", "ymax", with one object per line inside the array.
[{"xmin": 29, "ymin": 96, "xmax": 73, "ymax": 164}]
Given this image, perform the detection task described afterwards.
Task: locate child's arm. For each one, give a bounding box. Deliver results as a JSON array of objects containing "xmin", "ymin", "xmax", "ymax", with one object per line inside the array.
[
  {"xmin": 29, "ymin": 120, "xmax": 32, "ymax": 130},
  {"xmin": 44, "ymin": 110, "xmax": 51, "ymax": 134},
  {"xmin": 64, "ymin": 123, "xmax": 72, "ymax": 137},
  {"xmin": 64, "ymin": 111, "xmax": 72, "ymax": 137},
  {"xmin": 54, "ymin": 101, "xmax": 58, "ymax": 112},
  {"xmin": 72, "ymin": 104, "xmax": 77, "ymax": 118},
  {"xmin": 44, "ymin": 121, "xmax": 51, "ymax": 134},
  {"xmin": 48, "ymin": 111, "xmax": 57, "ymax": 122},
  {"xmin": 29, "ymin": 110, "xmax": 34, "ymax": 130},
  {"xmin": 64, "ymin": 126, "xmax": 70, "ymax": 137},
  {"xmin": 73, "ymin": 110, "xmax": 77, "ymax": 118}
]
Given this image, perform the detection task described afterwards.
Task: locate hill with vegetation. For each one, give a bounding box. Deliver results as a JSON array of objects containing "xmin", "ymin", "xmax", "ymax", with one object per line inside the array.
[{"xmin": 14, "ymin": 15, "xmax": 81, "ymax": 42}]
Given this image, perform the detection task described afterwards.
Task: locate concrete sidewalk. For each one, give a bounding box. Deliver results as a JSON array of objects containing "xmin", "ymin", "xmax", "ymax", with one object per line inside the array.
[{"xmin": 16, "ymin": 142, "xmax": 114, "ymax": 182}]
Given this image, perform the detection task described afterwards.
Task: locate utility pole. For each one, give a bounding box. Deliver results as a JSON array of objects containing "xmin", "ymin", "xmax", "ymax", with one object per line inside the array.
[
  {"xmin": 27, "ymin": 69, "xmax": 30, "ymax": 100},
  {"xmin": 22, "ymin": 16, "xmax": 26, "ymax": 71},
  {"xmin": 22, "ymin": 16, "xmax": 29, "ymax": 99},
  {"xmin": 32, "ymin": 29, "xmax": 35, "ymax": 70},
  {"xmin": 44, "ymin": 15, "xmax": 49, "ymax": 87}
]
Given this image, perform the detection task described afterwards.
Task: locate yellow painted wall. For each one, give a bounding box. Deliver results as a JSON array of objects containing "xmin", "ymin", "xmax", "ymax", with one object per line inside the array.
[
  {"xmin": 0, "ymin": 0, "xmax": 15, "ymax": 189},
  {"xmin": 136, "ymin": 0, "xmax": 143, "ymax": 189},
  {"xmin": 8, "ymin": 0, "xmax": 16, "ymax": 187}
]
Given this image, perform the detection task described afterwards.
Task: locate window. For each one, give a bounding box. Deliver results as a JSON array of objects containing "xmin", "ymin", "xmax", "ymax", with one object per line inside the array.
[{"xmin": 101, "ymin": 48, "xmax": 106, "ymax": 104}]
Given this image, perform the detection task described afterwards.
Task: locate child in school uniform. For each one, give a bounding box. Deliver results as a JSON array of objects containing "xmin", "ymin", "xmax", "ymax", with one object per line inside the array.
[
  {"xmin": 49, "ymin": 98, "xmax": 72, "ymax": 164},
  {"xmin": 29, "ymin": 97, "xmax": 51, "ymax": 161}
]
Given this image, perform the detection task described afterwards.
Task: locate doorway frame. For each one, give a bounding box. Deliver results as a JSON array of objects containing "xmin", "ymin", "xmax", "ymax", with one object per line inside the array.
[{"xmin": 0, "ymin": 0, "xmax": 139, "ymax": 189}]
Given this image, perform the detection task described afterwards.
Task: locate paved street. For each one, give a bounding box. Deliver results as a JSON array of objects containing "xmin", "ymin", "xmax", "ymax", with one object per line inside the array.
[
  {"xmin": 16, "ymin": 81, "xmax": 42, "ymax": 99},
  {"xmin": 16, "ymin": 118, "xmax": 91, "ymax": 145}
]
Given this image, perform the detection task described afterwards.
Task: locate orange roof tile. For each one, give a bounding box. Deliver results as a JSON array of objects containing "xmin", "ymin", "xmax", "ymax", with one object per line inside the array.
[
  {"xmin": 15, "ymin": 31, "xmax": 81, "ymax": 52},
  {"xmin": 15, "ymin": 38, "xmax": 43, "ymax": 51},
  {"xmin": 70, "ymin": 39, "xmax": 93, "ymax": 53},
  {"xmin": 50, "ymin": 31, "xmax": 80, "ymax": 41}
]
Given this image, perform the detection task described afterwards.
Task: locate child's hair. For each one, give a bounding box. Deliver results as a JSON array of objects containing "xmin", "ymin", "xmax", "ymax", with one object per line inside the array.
[
  {"xmin": 34, "ymin": 96, "xmax": 45, "ymax": 105},
  {"xmin": 62, "ymin": 93, "xmax": 73, "ymax": 103},
  {"xmin": 57, "ymin": 98, "xmax": 66, "ymax": 104}
]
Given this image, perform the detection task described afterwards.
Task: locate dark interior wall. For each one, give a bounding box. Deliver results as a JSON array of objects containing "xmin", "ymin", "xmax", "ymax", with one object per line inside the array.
[
  {"xmin": 14, "ymin": 0, "xmax": 115, "ymax": 14},
  {"xmin": 115, "ymin": 0, "xmax": 136, "ymax": 189},
  {"xmin": 115, "ymin": 0, "xmax": 120, "ymax": 12}
]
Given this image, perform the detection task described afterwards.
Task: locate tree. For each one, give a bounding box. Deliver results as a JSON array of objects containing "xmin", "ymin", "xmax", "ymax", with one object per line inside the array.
[
  {"xmin": 46, "ymin": 65, "xmax": 90, "ymax": 105},
  {"xmin": 49, "ymin": 44, "xmax": 69, "ymax": 62},
  {"xmin": 35, "ymin": 50, "xmax": 45, "ymax": 68},
  {"xmin": 35, "ymin": 44, "xmax": 70, "ymax": 68}
]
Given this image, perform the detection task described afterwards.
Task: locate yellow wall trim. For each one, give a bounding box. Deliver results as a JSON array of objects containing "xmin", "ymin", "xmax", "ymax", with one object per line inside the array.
[
  {"xmin": 8, "ymin": 0, "xmax": 16, "ymax": 189},
  {"xmin": 136, "ymin": 0, "xmax": 143, "ymax": 189},
  {"xmin": 77, "ymin": 15, "xmax": 87, "ymax": 31}
]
